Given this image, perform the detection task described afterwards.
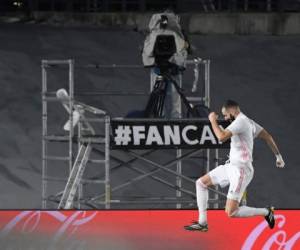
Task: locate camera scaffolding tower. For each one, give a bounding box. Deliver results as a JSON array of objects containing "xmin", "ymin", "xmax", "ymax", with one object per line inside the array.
[{"xmin": 41, "ymin": 58, "xmax": 232, "ymax": 209}]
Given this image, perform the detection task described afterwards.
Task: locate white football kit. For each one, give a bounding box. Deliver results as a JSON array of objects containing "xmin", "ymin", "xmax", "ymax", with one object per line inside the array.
[{"xmin": 208, "ymin": 113, "xmax": 263, "ymax": 201}]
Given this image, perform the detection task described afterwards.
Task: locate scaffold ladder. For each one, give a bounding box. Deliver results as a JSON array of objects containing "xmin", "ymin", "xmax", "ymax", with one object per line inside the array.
[{"xmin": 58, "ymin": 143, "xmax": 92, "ymax": 209}]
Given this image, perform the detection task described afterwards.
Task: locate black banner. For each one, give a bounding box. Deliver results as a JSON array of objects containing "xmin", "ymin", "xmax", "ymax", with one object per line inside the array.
[{"xmin": 111, "ymin": 119, "xmax": 230, "ymax": 149}]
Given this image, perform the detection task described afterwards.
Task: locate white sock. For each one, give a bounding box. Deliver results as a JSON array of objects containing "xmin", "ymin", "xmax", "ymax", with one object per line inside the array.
[
  {"xmin": 196, "ymin": 179, "xmax": 208, "ymax": 225},
  {"xmin": 232, "ymin": 206, "xmax": 268, "ymax": 217}
]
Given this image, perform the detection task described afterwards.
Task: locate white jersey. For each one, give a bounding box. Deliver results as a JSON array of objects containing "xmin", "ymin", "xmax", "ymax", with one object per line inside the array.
[{"xmin": 226, "ymin": 113, "xmax": 263, "ymax": 165}]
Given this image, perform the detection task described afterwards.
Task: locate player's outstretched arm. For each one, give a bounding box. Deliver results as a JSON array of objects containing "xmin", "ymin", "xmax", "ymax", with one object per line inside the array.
[{"xmin": 257, "ymin": 129, "xmax": 285, "ymax": 168}]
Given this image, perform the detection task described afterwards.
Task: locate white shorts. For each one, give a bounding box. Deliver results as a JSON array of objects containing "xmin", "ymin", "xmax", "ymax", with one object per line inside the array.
[{"xmin": 208, "ymin": 163, "xmax": 254, "ymax": 202}]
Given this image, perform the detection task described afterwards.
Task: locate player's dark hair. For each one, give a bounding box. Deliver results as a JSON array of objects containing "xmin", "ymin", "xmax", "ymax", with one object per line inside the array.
[{"xmin": 223, "ymin": 99, "xmax": 239, "ymax": 109}]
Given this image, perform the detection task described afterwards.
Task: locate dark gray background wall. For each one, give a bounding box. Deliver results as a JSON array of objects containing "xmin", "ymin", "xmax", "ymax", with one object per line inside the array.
[{"xmin": 0, "ymin": 23, "xmax": 299, "ymax": 208}]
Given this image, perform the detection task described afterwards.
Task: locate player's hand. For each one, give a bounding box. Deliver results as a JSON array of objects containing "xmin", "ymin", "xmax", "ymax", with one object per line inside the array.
[
  {"xmin": 276, "ymin": 154, "xmax": 285, "ymax": 168},
  {"xmin": 208, "ymin": 112, "xmax": 218, "ymax": 122}
]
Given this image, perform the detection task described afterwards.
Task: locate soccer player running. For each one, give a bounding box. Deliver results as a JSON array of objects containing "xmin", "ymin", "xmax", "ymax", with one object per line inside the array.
[{"xmin": 184, "ymin": 100, "xmax": 285, "ymax": 232}]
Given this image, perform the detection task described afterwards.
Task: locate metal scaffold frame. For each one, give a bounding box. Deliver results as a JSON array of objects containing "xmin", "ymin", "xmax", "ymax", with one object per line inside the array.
[{"xmin": 41, "ymin": 58, "xmax": 231, "ymax": 209}]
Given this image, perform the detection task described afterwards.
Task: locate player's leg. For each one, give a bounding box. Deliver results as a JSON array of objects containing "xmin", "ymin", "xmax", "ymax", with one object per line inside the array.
[
  {"xmin": 226, "ymin": 199, "xmax": 271, "ymax": 218},
  {"xmin": 185, "ymin": 164, "xmax": 229, "ymax": 232},
  {"xmin": 184, "ymin": 174, "xmax": 212, "ymax": 232},
  {"xmin": 196, "ymin": 174, "xmax": 213, "ymax": 225},
  {"xmin": 225, "ymin": 165, "xmax": 275, "ymax": 228},
  {"xmin": 225, "ymin": 199, "xmax": 275, "ymax": 228}
]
